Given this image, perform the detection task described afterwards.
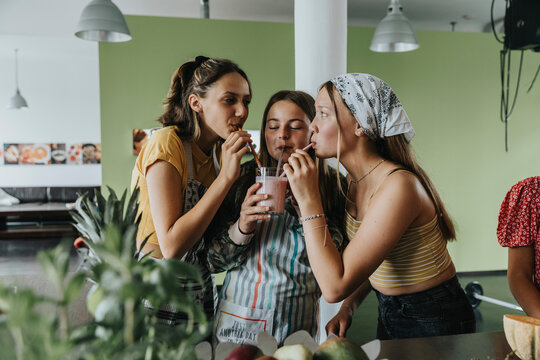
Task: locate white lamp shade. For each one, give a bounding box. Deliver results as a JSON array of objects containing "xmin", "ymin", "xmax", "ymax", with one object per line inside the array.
[
  {"xmin": 8, "ymin": 89, "xmax": 28, "ymax": 109},
  {"xmin": 75, "ymin": 0, "xmax": 131, "ymax": 42},
  {"xmin": 370, "ymin": 0, "xmax": 419, "ymax": 53}
]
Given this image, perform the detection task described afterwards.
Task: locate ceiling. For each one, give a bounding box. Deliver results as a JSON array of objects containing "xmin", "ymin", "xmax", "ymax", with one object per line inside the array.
[{"xmin": 0, "ymin": 0, "xmax": 507, "ymax": 38}]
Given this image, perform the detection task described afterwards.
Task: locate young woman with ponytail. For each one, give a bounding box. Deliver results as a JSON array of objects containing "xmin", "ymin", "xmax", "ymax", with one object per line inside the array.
[
  {"xmin": 283, "ymin": 73, "xmax": 475, "ymax": 340},
  {"xmin": 131, "ymin": 56, "xmax": 252, "ymax": 325}
]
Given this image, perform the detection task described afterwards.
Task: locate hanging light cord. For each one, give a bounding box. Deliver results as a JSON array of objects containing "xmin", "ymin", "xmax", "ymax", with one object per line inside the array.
[
  {"xmin": 500, "ymin": 48, "xmax": 524, "ymax": 152},
  {"xmin": 526, "ymin": 63, "xmax": 540, "ymax": 93},
  {"xmin": 490, "ymin": 0, "xmax": 504, "ymax": 44},
  {"xmin": 14, "ymin": 49, "xmax": 19, "ymax": 88}
]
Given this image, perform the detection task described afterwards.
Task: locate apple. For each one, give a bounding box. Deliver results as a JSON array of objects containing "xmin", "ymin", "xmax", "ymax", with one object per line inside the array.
[
  {"xmin": 226, "ymin": 344, "xmax": 264, "ymax": 360},
  {"xmin": 273, "ymin": 344, "xmax": 312, "ymax": 360}
]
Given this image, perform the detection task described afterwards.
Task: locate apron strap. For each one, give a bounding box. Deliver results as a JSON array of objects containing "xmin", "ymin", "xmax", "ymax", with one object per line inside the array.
[
  {"xmin": 184, "ymin": 141, "xmax": 220, "ymax": 178},
  {"xmin": 182, "ymin": 141, "xmax": 194, "ymax": 180}
]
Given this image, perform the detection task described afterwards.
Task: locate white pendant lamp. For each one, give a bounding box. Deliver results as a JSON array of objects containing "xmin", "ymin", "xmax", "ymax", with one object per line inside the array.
[
  {"xmin": 75, "ymin": 0, "xmax": 131, "ymax": 42},
  {"xmin": 8, "ymin": 49, "xmax": 28, "ymax": 110},
  {"xmin": 370, "ymin": 0, "xmax": 419, "ymax": 53}
]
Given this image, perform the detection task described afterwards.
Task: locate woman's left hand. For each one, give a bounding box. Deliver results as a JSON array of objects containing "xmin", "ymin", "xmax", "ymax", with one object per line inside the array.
[
  {"xmin": 325, "ymin": 306, "xmax": 353, "ymax": 337},
  {"xmin": 282, "ymin": 149, "xmax": 319, "ymax": 209}
]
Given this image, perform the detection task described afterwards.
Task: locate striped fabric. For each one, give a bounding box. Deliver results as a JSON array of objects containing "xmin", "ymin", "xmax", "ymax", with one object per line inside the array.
[
  {"xmin": 220, "ymin": 210, "xmax": 320, "ymax": 344},
  {"xmin": 345, "ymin": 211, "xmax": 451, "ymax": 288}
]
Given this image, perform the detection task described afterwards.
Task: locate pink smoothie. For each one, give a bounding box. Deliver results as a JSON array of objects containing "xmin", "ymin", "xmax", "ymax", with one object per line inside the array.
[{"xmin": 256, "ymin": 176, "xmax": 288, "ymax": 214}]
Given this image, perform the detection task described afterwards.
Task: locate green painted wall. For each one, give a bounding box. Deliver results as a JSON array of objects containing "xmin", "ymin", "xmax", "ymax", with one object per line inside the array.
[
  {"xmin": 100, "ymin": 16, "xmax": 540, "ymax": 272},
  {"xmin": 100, "ymin": 16, "xmax": 294, "ymax": 192}
]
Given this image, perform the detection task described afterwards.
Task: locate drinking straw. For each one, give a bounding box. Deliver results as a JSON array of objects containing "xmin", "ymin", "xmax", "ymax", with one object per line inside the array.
[
  {"xmin": 279, "ymin": 143, "xmax": 314, "ymax": 177},
  {"xmin": 236, "ymin": 126, "xmax": 262, "ymax": 169},
  {"xmin": 275, "ymin": 147, "xmax": 285, "ymax": 177}
]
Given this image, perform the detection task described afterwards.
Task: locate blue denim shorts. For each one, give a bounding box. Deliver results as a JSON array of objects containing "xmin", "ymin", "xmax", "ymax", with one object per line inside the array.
[{"xmin": 373, "ymin": 276, "xmax": 476, "ymax": 340}]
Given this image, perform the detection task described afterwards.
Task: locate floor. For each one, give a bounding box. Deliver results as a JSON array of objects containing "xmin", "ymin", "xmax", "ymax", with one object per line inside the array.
[{"xmin": 0, "ymin": 238, "xmax": 524, "ymax": 347}]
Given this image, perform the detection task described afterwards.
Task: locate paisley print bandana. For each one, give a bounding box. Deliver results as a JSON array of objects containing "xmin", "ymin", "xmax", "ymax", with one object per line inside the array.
[{"xmin": 330, "ymin": 73, "xmax": 415, "ymax": 142}]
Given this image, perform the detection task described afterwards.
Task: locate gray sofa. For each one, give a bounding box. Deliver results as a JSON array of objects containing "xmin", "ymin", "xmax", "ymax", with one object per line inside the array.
[{"xmin": 0, "ymin": 186, "xmax": 99, "ymax": 239}]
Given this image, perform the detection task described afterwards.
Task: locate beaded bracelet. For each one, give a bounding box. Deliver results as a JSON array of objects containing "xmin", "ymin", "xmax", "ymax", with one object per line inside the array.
[{"xmin": 299, "ymin": 213, "xmax": 325, "ymax": 222}]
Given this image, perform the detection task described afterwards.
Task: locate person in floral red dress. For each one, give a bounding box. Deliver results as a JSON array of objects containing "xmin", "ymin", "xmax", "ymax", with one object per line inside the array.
[{"xmin": 497, "ymin": 176, "xmax": 540, "ymax": 318}]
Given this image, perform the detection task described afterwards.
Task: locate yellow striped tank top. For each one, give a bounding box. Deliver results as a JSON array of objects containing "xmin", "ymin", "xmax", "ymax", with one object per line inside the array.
[{"xmin": 344, "ymin": 210, "xmax": 452, "ymax": 288}]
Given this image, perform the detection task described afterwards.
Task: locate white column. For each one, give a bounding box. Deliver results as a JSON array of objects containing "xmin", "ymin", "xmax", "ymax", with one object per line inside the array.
[
  {"xmin": 294, "ymin": 0, "xmax": 348, "ymax": 344},
  {"xmin": 294, "ymin": 0, "xmax": 347, "ymax": 97}
]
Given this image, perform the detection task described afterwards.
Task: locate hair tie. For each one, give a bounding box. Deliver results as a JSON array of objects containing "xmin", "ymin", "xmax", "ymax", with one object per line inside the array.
[{"xmin": 195, "ymin": 55, "xmax": 209, "ymax": 67}]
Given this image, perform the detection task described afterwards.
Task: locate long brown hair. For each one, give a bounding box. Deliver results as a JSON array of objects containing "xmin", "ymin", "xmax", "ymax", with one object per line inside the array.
[
  {"xmin": 258, "ymin": 90, "xmax": 346, "ymax": 217},
  {"xmin": 321, "ymin": 81, "xmax": 456, "ymax": 241},
  {"xmin": 158, "ymin": 57, "xmax": 251, "ymax": 141}
]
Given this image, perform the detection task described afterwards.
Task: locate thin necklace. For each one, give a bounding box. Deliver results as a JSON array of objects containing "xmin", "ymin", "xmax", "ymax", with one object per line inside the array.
[{"xmin": 350, "ymin": 159, "xmax": 385, "ymax": 184}]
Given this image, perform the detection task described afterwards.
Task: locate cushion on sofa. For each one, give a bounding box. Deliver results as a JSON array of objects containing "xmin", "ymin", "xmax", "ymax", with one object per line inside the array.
[
  {"xmin": 1, "ymin": 187, "xmax": 48, "ymax": 203},
  {"xmin": 47, "ymin": 187, "xmax": 99, "ymax": 203},
  {"xmin": 0, "ymin": 186, "xmax": 100, "ymax": 204}
]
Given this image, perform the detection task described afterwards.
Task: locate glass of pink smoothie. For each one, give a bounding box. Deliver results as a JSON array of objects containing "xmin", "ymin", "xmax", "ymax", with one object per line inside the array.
[{"xmin": 256, "ymin": 167, "xmax": 288, "ymax": 215}]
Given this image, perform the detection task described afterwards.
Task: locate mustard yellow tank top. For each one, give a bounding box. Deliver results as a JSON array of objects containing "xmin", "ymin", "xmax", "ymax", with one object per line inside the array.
[{"xmin": 344, "ymin": 210, "xmax": 452, "ymax": 288}]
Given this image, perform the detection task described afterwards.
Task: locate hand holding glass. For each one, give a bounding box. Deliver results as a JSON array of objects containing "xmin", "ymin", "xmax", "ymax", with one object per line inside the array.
[{"xmin": 256, "ymin": 167, "xmax": 288, "ymax": 215}]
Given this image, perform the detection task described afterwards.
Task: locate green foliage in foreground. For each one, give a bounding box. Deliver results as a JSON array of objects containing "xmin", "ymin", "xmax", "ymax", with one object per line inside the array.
[{"xmin": 0, "ymin": 187, "xmax": 209, "ymax": 359}]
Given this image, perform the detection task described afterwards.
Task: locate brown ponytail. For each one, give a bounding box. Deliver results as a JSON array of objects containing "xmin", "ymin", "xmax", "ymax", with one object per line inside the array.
[{"xmin": 158, "ymin": 57, "xmax": 251, "ymax": 141}]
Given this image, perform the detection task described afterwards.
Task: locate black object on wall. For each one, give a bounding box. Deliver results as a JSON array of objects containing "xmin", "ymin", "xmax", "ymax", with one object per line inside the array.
[
  {"xmin": 491, "ymin": 0, "xmax": 540, "ymax": 151},
  {"xmin": 504, "ymin": 0, "xmax": 540, "ymax": 51}
]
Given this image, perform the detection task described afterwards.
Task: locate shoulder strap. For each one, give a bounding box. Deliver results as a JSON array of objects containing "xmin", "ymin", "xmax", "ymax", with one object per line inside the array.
[
  {"xmin": 369, "ymin": 167, "xmax": 411, "ymax": 199},
  {"xmin": 387, "ymin": 167, "xmax": 410, "ymax": 176}
]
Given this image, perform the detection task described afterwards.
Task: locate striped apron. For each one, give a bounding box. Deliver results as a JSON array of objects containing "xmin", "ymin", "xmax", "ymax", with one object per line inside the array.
[{"xmin": 214, "ymin": 208, "xmax": 320, "ymax": 345}]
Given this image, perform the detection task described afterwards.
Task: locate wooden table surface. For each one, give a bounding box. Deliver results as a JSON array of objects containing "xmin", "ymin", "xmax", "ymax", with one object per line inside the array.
[
  {"xmin": 376, "ymin": 331, "xmax": 517, "ymax": 360},
  {"xmin": 0, "ymin": 202, "xmax": 75, "ymax": 238}
]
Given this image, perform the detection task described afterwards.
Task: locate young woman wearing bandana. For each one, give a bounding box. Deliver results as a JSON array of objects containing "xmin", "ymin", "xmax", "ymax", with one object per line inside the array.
[
  {"xmin": 283, "ymin": 73, "xmax": 475, "ymax": 340},
  {"xmin": 131, "ymin": 56, "xmax": 252, "ymax": 326},
  {"xmin": 206, "ymin": 90, "xmax": 347, "ymax": 345}
]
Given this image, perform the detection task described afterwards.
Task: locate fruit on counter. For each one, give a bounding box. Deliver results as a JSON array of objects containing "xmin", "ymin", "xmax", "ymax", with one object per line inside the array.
[
  {"xmin": 255, "ymin": 357, "xmax": 278, "ymax": 360},
  {"xmin": 503, "ymin": 314, "xmax": 540, "ymax": 360},
  {"xmin": 226, "ymin": 344, "xmax": 264, "ymax": 360},
  {"xmin": 313, "ymin": 337, "xmax": 368, "ymax": 360},
  {"xmin": 273, "ymin": 344, "xmax": 312, "ymax": 360}
]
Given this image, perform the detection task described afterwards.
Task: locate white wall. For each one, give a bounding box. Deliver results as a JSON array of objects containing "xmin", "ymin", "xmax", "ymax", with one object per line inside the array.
[{"xmin": 0, "ymin": 35, "xmax": 101, "ymax": 187}]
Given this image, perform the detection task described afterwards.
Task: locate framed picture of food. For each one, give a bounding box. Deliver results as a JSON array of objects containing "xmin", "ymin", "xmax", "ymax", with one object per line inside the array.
[
  {"xmin": 67, "ymin": 144, "xmax": 83, "ymax": 164},
  {"xmin": 51, "ymin": 143, "xmax": 67, "ymax": 164},
  {"xmin": 31, "ymin": 143, "xmax": 51, "ymax": 165},
  {"xmin": 82, "ymin": 143, "xmax": 101, "ymax": 164},
  {"xmin": 4, "ymin": 143, "xmax": 20, "ymax": 165}
]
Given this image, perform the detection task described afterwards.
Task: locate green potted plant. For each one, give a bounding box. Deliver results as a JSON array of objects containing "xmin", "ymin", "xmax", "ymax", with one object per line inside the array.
[{"xmin": 0, "ymin": 187, "xmax": 209, "ymax": 359}]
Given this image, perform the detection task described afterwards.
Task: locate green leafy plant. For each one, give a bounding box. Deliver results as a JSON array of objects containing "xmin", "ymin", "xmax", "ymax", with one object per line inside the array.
[
  {"xmin": 70, "ymin": 186, "xmax": 141, "ymax": 268},
  {"xmin": 0, "ymin": 187, "xmax": 209, "ymax": 360}
]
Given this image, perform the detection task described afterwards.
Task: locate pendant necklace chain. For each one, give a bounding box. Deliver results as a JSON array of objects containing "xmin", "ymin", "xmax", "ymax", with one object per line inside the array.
[{"xmin": 350, "ymin": 159, "xmax": 385, "ymax": 184}]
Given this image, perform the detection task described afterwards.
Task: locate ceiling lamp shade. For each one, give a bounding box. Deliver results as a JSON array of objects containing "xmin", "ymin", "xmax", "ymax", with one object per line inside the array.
[
  {"xmin": 370, "ymin": 0, "xmax": 419, "ymax": 53},
  {"xmin": 8, "ymin": 49, "xmax": 28, "ymax": 110},
  {"xmin": 75, "ymin": 0, "xmax": 131, "ymax": 42},
  {"xmin": 9, "ymin": 90, "xmax": 28, "ymax": 110}
]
